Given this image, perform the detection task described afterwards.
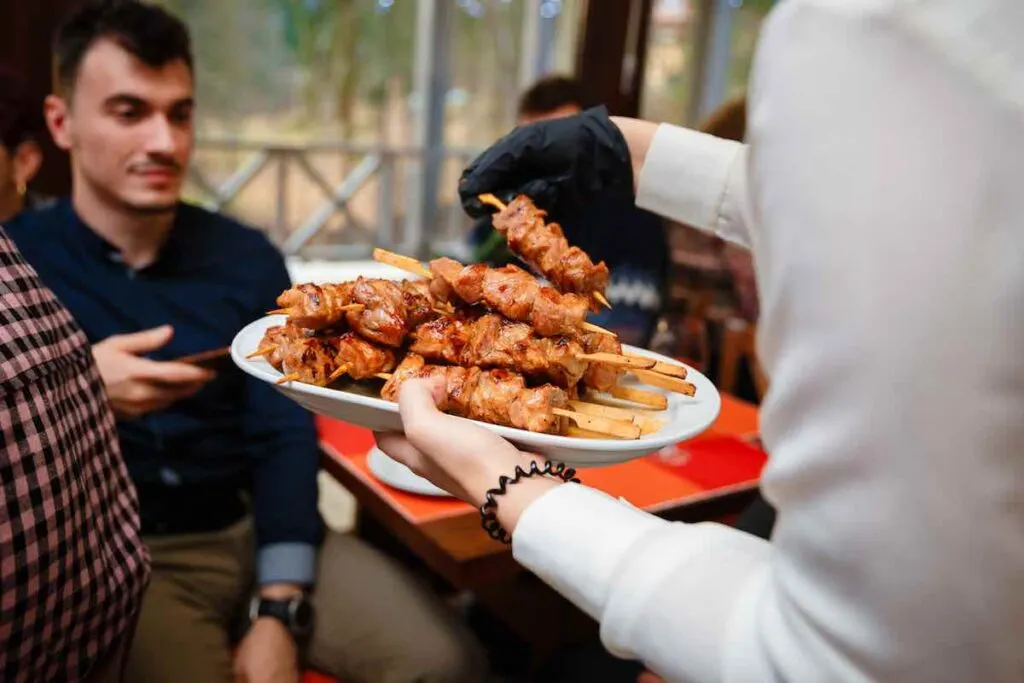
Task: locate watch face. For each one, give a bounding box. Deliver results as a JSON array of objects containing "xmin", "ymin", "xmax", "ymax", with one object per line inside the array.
[{"xmin": 289, "ymin": 597, "xmax": 314, "ymax": 636}]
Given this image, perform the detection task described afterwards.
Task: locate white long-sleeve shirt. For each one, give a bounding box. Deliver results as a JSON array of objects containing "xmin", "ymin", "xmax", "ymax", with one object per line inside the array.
[{"xmin": 511, "ymin": 1, "xmax": 1024, "ymax": 681}]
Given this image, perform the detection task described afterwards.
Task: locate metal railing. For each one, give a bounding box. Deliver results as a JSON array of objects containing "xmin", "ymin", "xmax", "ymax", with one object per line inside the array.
[{"xmin": 187, "ymin": 140, "xmax": 482, "ymax": 261}]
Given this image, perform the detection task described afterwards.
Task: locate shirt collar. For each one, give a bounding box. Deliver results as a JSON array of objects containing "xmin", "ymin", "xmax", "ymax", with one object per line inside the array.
[{"xmin": 61, "ymin": 198, "xmax": 186, "ymax": 272}]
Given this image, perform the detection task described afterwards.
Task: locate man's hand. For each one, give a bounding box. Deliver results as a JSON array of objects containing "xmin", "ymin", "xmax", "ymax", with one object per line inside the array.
[
  {"xmin": 233, "ymin": 617, "xmax": 300, "ymax": 683},
  {"xmin": 92, "ymin": 325, "xmax": 214, "ymax": 419}
]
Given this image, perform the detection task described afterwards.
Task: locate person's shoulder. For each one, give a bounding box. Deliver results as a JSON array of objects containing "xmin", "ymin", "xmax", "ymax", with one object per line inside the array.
[
  {"xmin": 178, "ymin": 202, "xmax": 269, "ymax": 243},
  {"xmin": 2, "ymin": 198, "xmax": 67, "ymax": 240},
  {"xmin": 178, "ymin": 202, "xmax": 282, "ymax": 259},
  {"xmin": 773, "ymin": 0, "xmax": 1024, "ymax": 115}
]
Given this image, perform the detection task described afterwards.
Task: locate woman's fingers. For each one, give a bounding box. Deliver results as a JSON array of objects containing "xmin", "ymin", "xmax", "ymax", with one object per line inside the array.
[
  {"xmin": 374, "ymin": 431, "xmax": 479, "ymax": 503},
  {"xmin": 396, "ymin": 378, "xmax": 521, "ymax": 465},
  {"xmin": 374, "ymin": 432, "xmax": 425, "ymax": 473},
  {"xmin": 382, "ymin": 378, "xmax": 544, "ymax": 505}
]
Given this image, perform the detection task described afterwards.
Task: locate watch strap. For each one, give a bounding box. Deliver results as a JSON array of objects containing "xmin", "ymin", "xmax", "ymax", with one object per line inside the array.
[
  {"xmin": 249, "ymin": 594, "xmax": 313, "ymax": 642},
  {"xmin": 256, "ymin": 598, "xmax": 293, "ymax": 624}
]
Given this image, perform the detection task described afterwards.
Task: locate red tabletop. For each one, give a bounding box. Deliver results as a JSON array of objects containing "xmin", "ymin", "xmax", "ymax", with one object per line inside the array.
[
  {"xmin": 317, "ymin": 392, "xmax": 764, "ymax": 588},
  {"xmin": 317, "ymin": 393, "xmax": 764, "ymax": 525}
]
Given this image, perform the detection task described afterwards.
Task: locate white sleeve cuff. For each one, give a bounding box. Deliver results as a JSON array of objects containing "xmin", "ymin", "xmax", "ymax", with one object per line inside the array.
[
  {"xmin": 636, "ymin": 124, "xmax": 749, "ymax": 245},
  {"xmin": 512, "ymin": 483, "xmax": 773, "ymax": 682},
  {"xmin": 512, "ymin": 484, "xmax": 666, "ymax": 621}
]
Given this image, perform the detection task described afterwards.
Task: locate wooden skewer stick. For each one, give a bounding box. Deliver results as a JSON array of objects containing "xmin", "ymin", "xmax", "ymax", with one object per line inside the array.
[
  {"xmin": 375, "ymin": 372, "xmax": 638, "ymax": 439},
  {"xmin": 576, "ymin": 352, "xmax": 655, "ymax": 369},
  {"xmin": 567, "ymin": 400, "xmax": 636, "ymax": 421},
  {"xmin": 327, "ymin": 365, "xmax": 350, "ymax": 383},
  {"xmin": 623, "ymin": 353, "xmax": 688, "ymax": 378},
  {"xmin": 631, "ymin": 368, "xmax": 697, "ymax": 396},
  {"xmin": 567, "ymin": 400, "xmax": 665, "ymax": 435},
  {"xmin": 276, "ymin": 373, "xmax": 300, "ymax": 385},
  {"xmin": 566, "ymin": 425, "xmax": 612, "ymax": 439},
  {"xmin": 373, "ymin": 248, "xmax": 432, "ymax": 278},
  {"xmin": 267, "ymin": 308, "xmax": 288, "ymax": 315},
  {"xmin": 246, "ymin": 344, "xmax": 277, "ymax": 360},
  {"xmin": 608, "ymin": 385, "xmax": 669, "ymax": 410},
  {"xmin": 638, "ymin": 421, "xmax": 665, "ymax": 436},
  {"xmin": 478, "ymin": 193, "xmax": 612, "ymax": 311},
  {"xmin": 582, "ymin": 322, "xmax": 616, "ymax": 337},
  {"xmin": 478, "ymin": 193, "xmax": 506, "ymax": 211},
  {"xmin": 551, "ymin": 408, "xmax": 641, "ymax": 440}
]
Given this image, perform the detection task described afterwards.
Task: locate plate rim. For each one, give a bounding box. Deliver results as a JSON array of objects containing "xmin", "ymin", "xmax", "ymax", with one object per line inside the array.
[{"xmin": 231, "ymin": 315, "xmax": 722, "ymax": 452}]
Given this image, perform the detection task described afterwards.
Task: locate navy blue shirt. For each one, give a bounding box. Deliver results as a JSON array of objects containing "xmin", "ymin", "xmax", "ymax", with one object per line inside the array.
[
  {"xmin": 470, "ymin": 195, "xmax": 669, "ymax": 347},
  {"xmin": 5, "ymin": 199, "xmax": 321, "ymax": 585}
]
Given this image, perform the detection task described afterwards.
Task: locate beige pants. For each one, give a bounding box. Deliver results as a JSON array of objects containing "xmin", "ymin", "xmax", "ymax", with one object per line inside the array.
[{"xmin": 124, "ymin": 517, "xmax": 486, "ymax": 683}]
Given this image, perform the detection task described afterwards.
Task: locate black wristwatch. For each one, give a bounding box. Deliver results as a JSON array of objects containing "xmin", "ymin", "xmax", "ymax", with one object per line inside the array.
[{"xmin": 248, "ymin": 593, "xmax": 315, "ymax": 641}]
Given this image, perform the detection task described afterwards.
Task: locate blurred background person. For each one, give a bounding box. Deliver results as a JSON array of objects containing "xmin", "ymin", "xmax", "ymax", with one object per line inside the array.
[
  {"xmin": 695, "ymin": 95, "xmax": 757, "ymax": 327},
  {"xmin": 0, "ymin": 63, "xmax": 46, "ymax": 222},
  {"xmin": 661, "ymin": 95, "xmax": 759, "ymax": 377},
  {"xmin": 690, "ymin": 95, "xmax": 774, "ymax": 541},
  {"xmin": 468, "ymin": 75, "xmax": 669, "ymax": 347},
  {"xmin": 658, "ymin": 93, "xmax": 773, "ymax": 541}
]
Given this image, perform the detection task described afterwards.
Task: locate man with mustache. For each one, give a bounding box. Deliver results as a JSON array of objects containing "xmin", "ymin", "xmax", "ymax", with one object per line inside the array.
[{"xmin": 3, "ymin": 2, "xmax": 485, "ymax": 683}]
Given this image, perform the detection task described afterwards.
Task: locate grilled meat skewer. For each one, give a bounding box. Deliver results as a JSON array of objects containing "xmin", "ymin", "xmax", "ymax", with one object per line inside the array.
[
  {"xmin": 380, "ymin": 353, "xmax": 569, "ymax": 434},
  {"xmin": 487, "ymin": 194, "xmax": 609, "ymax": 299},
  {"xmin": 275, "ymin": 277, "xmax": 440, "ymax": 347},
  {"xmin": 409, "ymin": 313, "xmax": 587, "ymax": 389}
]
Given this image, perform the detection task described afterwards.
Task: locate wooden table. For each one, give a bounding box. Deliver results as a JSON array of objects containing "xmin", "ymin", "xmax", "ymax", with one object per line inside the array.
[{"xmin": 317, "ymin": 393, "xmax": 764, "ymax": 590}]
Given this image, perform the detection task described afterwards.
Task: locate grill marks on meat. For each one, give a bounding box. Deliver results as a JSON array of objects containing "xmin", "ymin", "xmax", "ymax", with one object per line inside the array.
[
  {"xmin": 409, "ymin": 313, "xmax": 586, "ymax": 389},
  {"xmin": 263, "ymin": 329, "xmax": 396, "ymax": 385},
  {"xmin": 381, "ymin": 354, "xmax": 568, "ymax": 434},
  {"xmin": 331, "ymin": 333, "xmax": 395, "ymax": 382},
  {"xmin": 491, "ymin": 195, "xmax": 610, "ymax": 296},
  {"xmin": 276, "ymin": 283, "xmax": 351, "ymax": 330},
  {"xmin": 344, "ymin": 278, "xmax": 407, "ymax": 347},
  {"xmin": 258, "ymin": 322, "xmax": 314, "ymax": 368},
  {"xmin": 276, "ymin": 278, "xmax": 438, "ymax": 345},
  {"xmin": 280, "ymin": 337, "xmax": 341, "ymax": 386},
  {"xmin": 331, "ymin": 332, "xmax": 397, "ymax": 379},
  {"xmin": 428, "ymin": 257, "xmax": 590, "ymax": 337}
]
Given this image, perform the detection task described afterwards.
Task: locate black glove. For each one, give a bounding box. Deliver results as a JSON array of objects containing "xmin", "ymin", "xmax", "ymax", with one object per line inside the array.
[{"xmin": 458, "ymin": 105, "xmax": 634, "ymax": 218}]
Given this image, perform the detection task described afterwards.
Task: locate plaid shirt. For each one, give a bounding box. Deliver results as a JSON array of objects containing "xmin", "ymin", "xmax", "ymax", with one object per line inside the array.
[{"xmin": 0, "ymin": 227, "xmax": 149, "ymax": 682}]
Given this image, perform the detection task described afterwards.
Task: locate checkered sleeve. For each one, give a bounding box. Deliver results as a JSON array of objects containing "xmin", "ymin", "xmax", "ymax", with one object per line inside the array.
[{"xmin": 0, "ymin": 228, "xmax": 150, "ymax": 683}]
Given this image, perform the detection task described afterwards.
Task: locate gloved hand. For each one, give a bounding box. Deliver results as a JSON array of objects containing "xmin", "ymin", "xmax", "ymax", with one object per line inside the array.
[{"xmin": 458, "ymin": 105, "xmax": 634, "ymax": 218}]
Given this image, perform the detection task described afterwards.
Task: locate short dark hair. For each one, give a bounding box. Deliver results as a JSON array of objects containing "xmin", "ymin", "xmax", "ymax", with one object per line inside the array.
[
  {"xmin": 53, "ymin": 0, "xmax": 193, "ymax": 95},
  {"xmin": 0, "ymin": 64, "xmax": 44, "ymax": 153},
  {"xmin": 517, "ymin": 75, "xmax": 590, "ymax": 117}
]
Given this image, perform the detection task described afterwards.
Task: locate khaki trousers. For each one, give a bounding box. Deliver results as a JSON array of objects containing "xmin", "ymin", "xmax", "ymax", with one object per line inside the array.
[{"xmin": 124, "ymin": 517, "xmax": 486, "ymax": 683}]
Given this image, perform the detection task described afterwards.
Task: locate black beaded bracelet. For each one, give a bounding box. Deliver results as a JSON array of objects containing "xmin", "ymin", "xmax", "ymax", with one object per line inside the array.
[{"xmin": 479, "ymin": 460, "xmax": 581, "ymax": 544}]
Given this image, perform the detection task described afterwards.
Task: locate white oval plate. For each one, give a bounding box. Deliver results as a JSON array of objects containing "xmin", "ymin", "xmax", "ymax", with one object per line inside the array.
[
  {"xmin": 232, "ymin": 315, "xmax": 721, "ymax": 467},
  {"xmin": 366, "ymin": 446, "xmax": 452, "ymax": 497}
]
